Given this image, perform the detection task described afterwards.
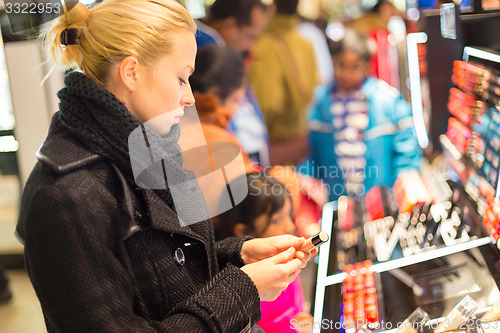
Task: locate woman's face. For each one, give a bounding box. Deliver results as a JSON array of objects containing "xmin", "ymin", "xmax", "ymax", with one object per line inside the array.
[
  {"xmin": 253, "ymin": 196, "xmax": 296, "ymax": 238},
  {"xmin": 129, "ymin": 31, "xmax": 197, "ymax": 131},
  {"xmin": 333, "ymin": 51, "xmax": 370, "ymax": 93}
]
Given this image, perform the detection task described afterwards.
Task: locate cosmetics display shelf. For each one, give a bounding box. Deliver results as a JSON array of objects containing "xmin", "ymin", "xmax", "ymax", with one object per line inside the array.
[
  {"xmin": 313, "ymin": 200, "xmax": 499, "ymax": 333},
  {"xmin": 440, "ymin": 134, "xmax": 469, "ymax": 184},
  {"xmin": 440, "ymin": 134, "xmax": 490, "ymax": 208}
]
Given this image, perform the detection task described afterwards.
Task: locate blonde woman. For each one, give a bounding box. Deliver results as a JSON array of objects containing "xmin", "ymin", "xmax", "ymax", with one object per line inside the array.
[{"xmin": 16, "ymin": 1, "xmax": 313, "ymax": 331}]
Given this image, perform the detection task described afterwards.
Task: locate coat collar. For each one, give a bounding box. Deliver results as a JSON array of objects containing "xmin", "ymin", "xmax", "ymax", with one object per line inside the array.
[
  {"xmin": 38, "ymin": 114, "xmax": 214, "ymax": 245},
  {"xmin": 37, "ymin": 114, "xmax": 102, "ymax": 174}
]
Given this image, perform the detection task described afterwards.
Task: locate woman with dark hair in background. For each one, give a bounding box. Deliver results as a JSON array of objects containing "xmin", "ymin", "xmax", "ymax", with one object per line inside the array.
[{"xmin": 189, "ymin": 45, "xmax": 256, "ymax": 173}]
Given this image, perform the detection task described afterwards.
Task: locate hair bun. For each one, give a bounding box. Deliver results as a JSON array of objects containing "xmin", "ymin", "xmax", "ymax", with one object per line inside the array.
[
  {"xmin": 59, "ymin": 2, "xmax": 90, "ymax": 27},
  {"xmin": 41, "ymin": 0, "xmax": 196, "ymax": 86},
  {"xmin": 43, "ymin": 2, "xmax": 90, "ymax": 69}
]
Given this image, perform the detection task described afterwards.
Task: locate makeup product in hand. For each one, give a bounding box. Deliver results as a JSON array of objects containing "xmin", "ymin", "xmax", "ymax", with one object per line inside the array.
[{"xmin": 298, "ymin": 231, "xmax": 329, "ymax": 253}]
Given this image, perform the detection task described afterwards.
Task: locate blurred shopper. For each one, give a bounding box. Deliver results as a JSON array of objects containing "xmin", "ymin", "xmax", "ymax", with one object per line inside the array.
[
  {"xmin": 250, "ymin": 0, "xmax": 319, "ymax": 166},
  {"xmin": 190, "ymin": 45, "xmax": 256, "ymax": 173},
  {"xmin": 297, "ymin": 18, "xmax": 334, "ymax": 86},
  {"xmin": 349, "ymin": 0, "xmax": 399, "ymax": 34},
  {"xmin": 16, "ymin": 1, "xmax": 315, "ymax": 331},
  {"xmin": 348, "ymin": 0, "xmax": 416, "ymax": 88},
  {"xmin": 301, "ymin": 29, "xmax": 421, "ymax": 201},
  {"xmin": 0, "ymin": 263, "xmax": 12, "ymax": 304},
  {"xmin": 215, "ymin": 172, "xmax": 315, "ymax": 333},
  {"xmin": 196, "ymin": 0, "xmax": 271, "ymax": 166},
  {"xmin": 196, "ymin": 0, "xmax": 267, "ymax": 54}
]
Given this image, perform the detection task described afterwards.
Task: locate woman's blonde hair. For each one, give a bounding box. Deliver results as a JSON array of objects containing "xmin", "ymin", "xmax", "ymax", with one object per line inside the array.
[{"xmin": 42, "ymin": 0, "xmax": 196, "ymax": 86}]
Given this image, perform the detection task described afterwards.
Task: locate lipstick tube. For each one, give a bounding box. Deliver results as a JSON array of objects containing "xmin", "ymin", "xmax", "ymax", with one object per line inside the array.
[{"xmin": 298, "ymin": 232, "xmax": 329, "ymax": 252}]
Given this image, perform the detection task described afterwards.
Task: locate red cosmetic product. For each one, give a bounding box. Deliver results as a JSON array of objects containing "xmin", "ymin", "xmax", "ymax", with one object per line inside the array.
[
  {"xmin": 447, "ymin": 88, "xmax": 486, "ymax": 126},
  {"xmin": 338, "ymin": 196, "xmax": 356, "ymax": 231},
  {"xmin": 446, "ymin": 117, "xmax": 472, "ymax": 155},
  {"xmin": 392, "ymin": 171, "xmax": 432, "ymax": 214},
  {"xmin": 342, "ymin": 261, "xmax": 379, "ymax": 328},
  {"xmin": 365, "ymin": 187, "xmax": 385, "ymax": 221}
]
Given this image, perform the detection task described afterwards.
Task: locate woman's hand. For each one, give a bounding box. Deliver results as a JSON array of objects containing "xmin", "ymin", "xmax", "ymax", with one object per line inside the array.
[
  {"xmin": 241, "ymin": 247, "xmax": 302, "ymax": 301},
  {"xmin": 241, "ymin": 235, "xmax": 318, "ymax": 268}
]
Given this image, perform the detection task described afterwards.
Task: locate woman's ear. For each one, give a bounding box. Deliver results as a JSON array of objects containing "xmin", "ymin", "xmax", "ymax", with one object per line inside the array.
[
  {"xmin": 233, "ymin": 223, "xmax": 249, "ymax": 238},
  {"xmin": 119, "ymin": 56, "xmax": 141, "ymax": 92}
]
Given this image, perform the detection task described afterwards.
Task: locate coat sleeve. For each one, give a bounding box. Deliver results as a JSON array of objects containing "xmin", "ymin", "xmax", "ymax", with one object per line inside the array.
[
  {"xmin": 19, "ymin": 181, "xmax": 260, "ymax": 333},
  {"xmin": 215, "ymin": 236, "xmax": 253, "ymax": 269}
]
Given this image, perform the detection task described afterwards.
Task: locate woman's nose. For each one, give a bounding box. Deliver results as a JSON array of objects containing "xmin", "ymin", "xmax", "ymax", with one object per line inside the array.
[{"xmin": 181, "ymin": 84, "xmax": 195, "ymax": 107}]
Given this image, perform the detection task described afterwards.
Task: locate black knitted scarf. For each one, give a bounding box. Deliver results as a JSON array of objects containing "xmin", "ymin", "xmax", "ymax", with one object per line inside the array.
[{"xmin": 57, "ymin": 71, "xmax": 193, "ymax": 212}]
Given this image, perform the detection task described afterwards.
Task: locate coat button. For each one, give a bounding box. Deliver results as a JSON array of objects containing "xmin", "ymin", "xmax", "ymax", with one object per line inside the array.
[{"xmin": 174, "ymin": 248, "xmax": 185, "ymax": 266}]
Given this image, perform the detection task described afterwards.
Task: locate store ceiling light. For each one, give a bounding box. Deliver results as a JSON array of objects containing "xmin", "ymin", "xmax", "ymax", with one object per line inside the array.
[{"xmin": 326, "ymin": 23, "xmax": 345, "ymax": 42}]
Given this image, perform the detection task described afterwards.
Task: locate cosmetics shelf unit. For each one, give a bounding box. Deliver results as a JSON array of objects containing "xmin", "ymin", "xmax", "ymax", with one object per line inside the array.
[
  {"xmin": 312, "ymin": 196, "xmax": 499, "ymax": 333},
  {"xmin": 312, "ymin": 36, "xmax": 500, "ymax": 333},
  {"xmin": 441, "ymin": 46, "xmax": 500, "ymax": 247}
]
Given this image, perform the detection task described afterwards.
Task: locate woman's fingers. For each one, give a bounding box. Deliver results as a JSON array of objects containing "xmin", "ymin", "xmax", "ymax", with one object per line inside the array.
[
  {"xmin": 266, "ymin": 235, "xmax": 305, "ymax": 251},
  {"xmin": 286, "ymin": 268, "xmax": 302, "ymax": 284},
  {"xmin": 295, "ymin": 250, "xmax": 312, "ymax": 268},
  {"xmin": 282, "ymin": 258, "xmax": 302, "ymax": 274},
  {"xmin": 271, "ymin": 247, "xmax": 296, "ymax": 264}
]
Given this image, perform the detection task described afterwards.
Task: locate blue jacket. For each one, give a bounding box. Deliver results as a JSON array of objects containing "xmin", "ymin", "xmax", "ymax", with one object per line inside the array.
[{"xmin": 299, "ymin": 78, "xmax": 422, "ymax": 201}]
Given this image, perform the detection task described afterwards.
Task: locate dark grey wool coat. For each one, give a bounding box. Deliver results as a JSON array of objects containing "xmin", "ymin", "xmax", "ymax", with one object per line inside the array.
[{"xmin": 16, "ymin": 73, "xmax": 261, "ymax": 332}]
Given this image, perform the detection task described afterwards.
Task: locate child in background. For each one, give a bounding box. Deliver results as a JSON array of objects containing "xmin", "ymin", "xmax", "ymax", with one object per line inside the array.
[
  {"xmin": 301, "ymin": 29, "xmax": 422, "ymax": 201},
  {"xmin": 215, "ymin": 172, "xmax": 314, "ymax": 333}
]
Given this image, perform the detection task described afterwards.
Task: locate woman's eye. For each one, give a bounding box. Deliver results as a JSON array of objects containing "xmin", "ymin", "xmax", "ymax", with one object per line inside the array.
[
  {"xmin": 179, "ymin": 78, "xmax": 186, "ymax": 86},
  {"xmin": 272, "ymin": 217, "xmax": 281, "ymax": 224}
]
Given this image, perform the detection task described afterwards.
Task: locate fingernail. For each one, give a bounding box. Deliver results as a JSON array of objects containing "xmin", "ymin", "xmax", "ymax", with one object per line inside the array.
[{"xmin": 288, "ymin": 247, "xmax": 295, "ymax": 253}]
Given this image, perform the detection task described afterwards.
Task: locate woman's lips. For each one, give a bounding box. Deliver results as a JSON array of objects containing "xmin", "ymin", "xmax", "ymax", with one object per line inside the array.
[{"xmin": 173, "ymin": 112, "xmax": 184, "ymax": 124}]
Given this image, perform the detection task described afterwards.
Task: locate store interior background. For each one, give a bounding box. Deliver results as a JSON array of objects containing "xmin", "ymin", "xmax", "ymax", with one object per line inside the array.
[{"xmin": 0, "ymin": 0, "xmax": 499, "ymax": 331}]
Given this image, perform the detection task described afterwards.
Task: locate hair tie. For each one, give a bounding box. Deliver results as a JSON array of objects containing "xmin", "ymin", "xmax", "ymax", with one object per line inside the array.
[{"xmin": 60, "ymin": 28, "xmax": 79, "ymax": 46}]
